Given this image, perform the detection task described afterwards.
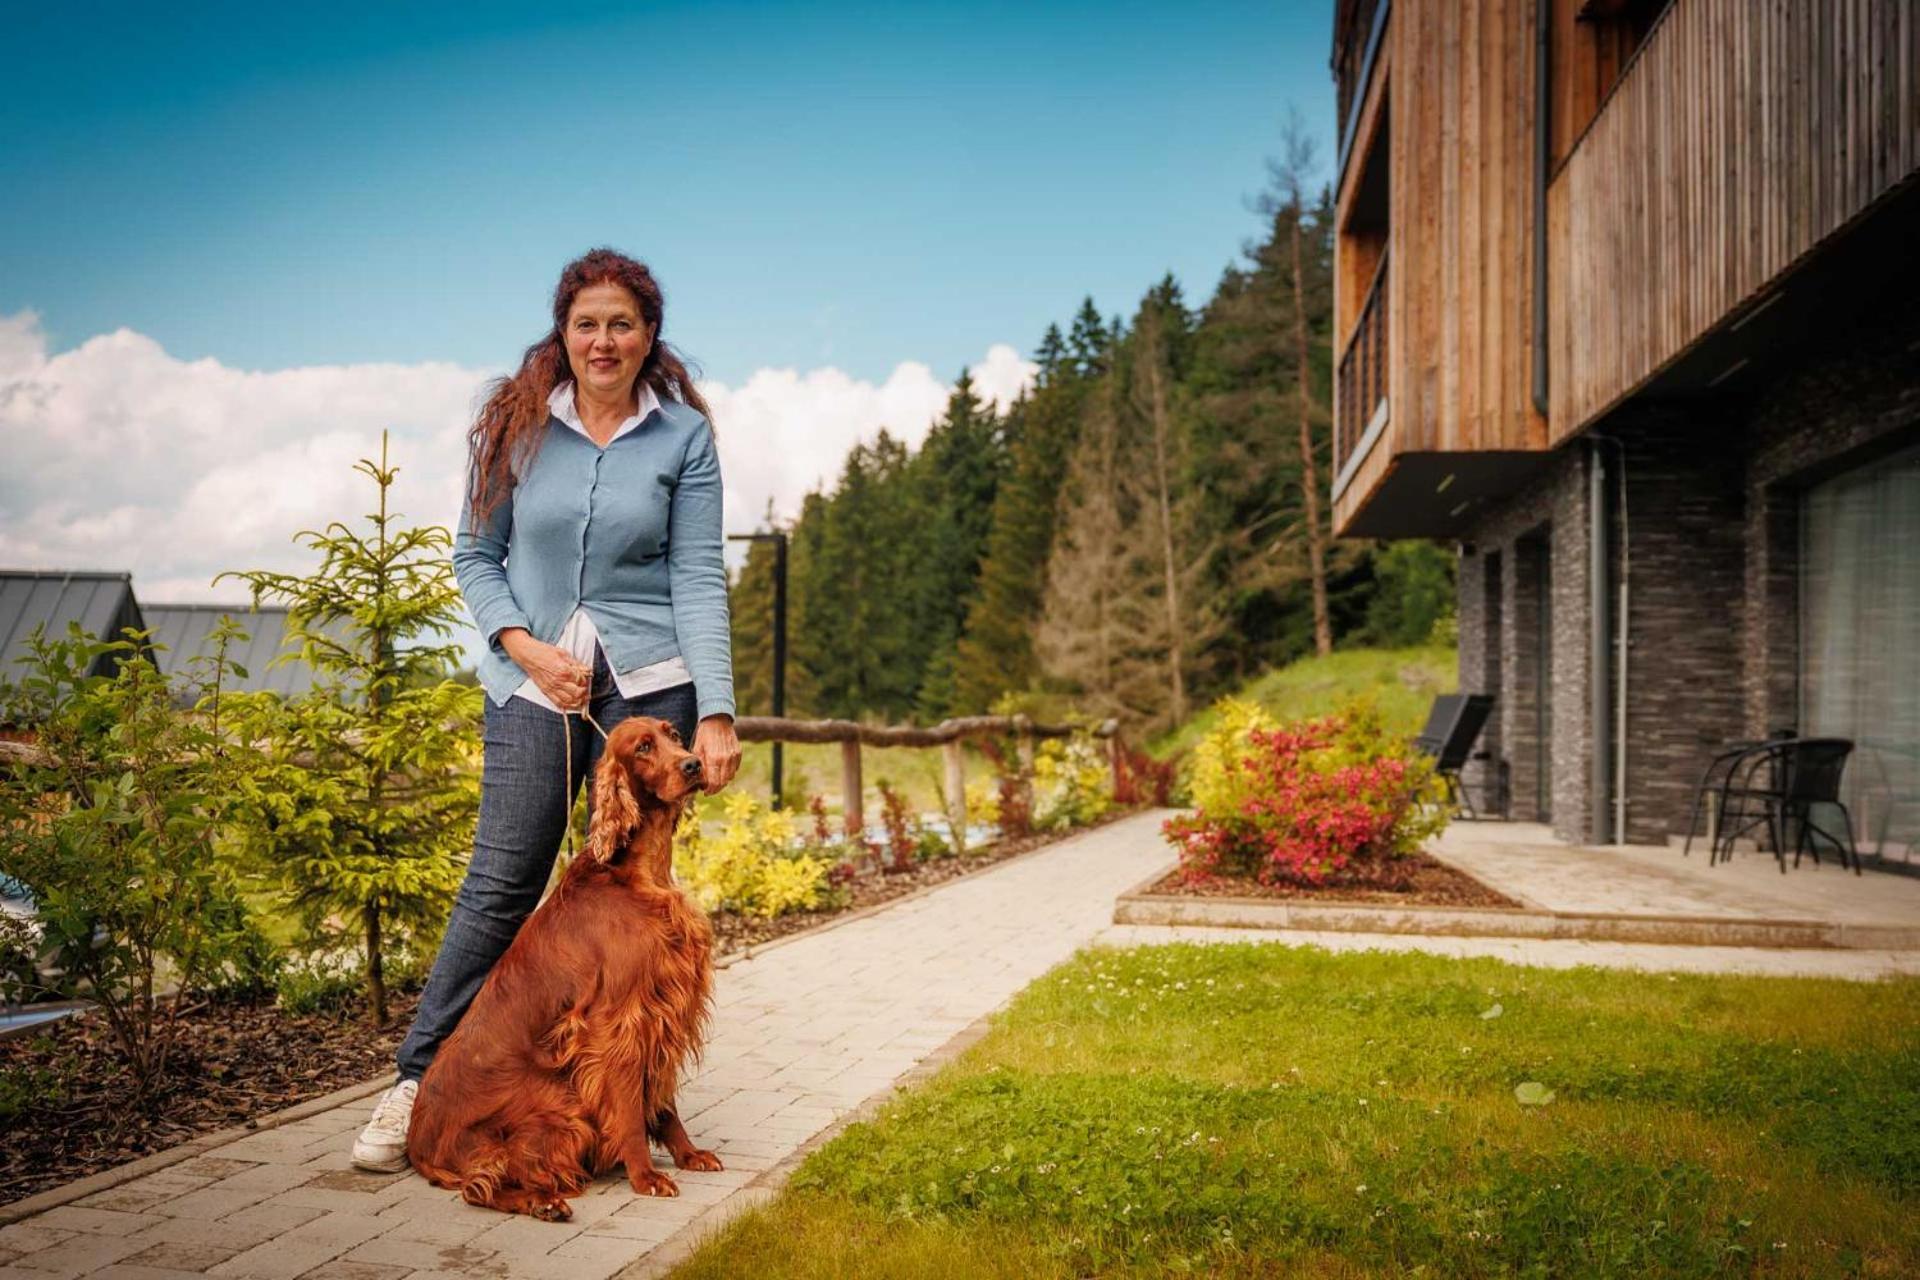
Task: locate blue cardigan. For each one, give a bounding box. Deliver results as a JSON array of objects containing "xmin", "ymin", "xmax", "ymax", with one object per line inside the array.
[{"xmin": 453, "ymin": 398, "xmax": 736, "ymax": 721}]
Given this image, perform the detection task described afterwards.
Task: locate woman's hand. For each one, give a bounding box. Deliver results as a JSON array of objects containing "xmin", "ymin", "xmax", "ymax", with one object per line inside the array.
[
  {"xmin": 500, "ymin": 628, "xmax": 590, "ymax": 710},
  {"xmin": 693, "ymin": 715, "xmax": 741, "ymax": 792}
]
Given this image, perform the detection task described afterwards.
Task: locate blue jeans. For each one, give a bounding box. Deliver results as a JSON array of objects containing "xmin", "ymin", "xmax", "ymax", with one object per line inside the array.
[{"xmin": 395, "ymin": 648, "xmax": 699, "ymax": 1081}]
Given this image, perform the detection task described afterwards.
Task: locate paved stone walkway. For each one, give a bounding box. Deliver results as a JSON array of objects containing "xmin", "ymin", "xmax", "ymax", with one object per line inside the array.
[
  {"xmin": 0, "ymin": 813, "xmax": 1175, "ymax": 1280},
  {"xmin": 7, "ymin": 809, "xmax": 1914, "ymax": 1280}
]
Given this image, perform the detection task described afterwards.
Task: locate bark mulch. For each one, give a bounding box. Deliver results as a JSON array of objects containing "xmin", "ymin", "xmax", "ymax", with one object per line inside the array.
[
  {"xmin": 0, "ymin": 989, "xmax": 420, "ymax": 1209},
  {"xmin": 0, "ymin": 813, "xmax": 1125, "ymax": 1209},
  {"xmin": 1147, "ymin": 850, "xmax": 1518, "ymax": 909}
]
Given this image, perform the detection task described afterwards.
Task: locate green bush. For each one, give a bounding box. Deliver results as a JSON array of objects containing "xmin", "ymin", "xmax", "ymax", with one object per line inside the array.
[
  {"xmin": 0, "ymin": 622, "xmax": 271, "ymax": 1093},
  {"xmin": 274, "ymin": 943, "xmax": 430, "ymax": 1015}
]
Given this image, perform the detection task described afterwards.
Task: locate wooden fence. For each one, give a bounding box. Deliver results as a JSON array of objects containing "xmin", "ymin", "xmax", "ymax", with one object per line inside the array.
[
  {"xmin": 734, "ymin": 714, "xmax": 1119, "ymax": 853},
  {"xmin": 3, "ymin": 715, "xmax": 1123, "ymax": 856}
]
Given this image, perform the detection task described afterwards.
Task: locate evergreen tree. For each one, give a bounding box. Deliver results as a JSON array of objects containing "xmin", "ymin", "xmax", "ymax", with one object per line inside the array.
[
  {"xmin": 1068, "ymin": 297, "xmax": 1111, "ymax": 376},
  {"xmin": 218, "ymin": 434, "xmax": 478, "ymax": 1025},
  {"xmin": 728, "ymin": 500, "xmax": 783, "ymax": 716},
  {"xmin": 902, "ymin": 372, "xmax": 1007, "ymax": 720},
  {"xmin": 952, "ymin": 355, "xmax": 1087, "ymax": 711},
  {"xmin": 1034, "ymin": 323, "xmax": 1069, "ymax": 384}
]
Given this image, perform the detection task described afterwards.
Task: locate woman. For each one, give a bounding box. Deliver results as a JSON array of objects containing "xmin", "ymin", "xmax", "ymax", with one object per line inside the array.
[{"xmin": 353, "ymin": 248, "xmax": 741, "ymax": 1172}]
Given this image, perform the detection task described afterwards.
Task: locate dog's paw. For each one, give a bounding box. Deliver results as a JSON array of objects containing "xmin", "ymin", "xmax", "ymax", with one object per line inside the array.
[
  {"xmin": 673, "ymin": 1148, "xmax": 724, "ymax": 1172},
  {"xmin": 631, "ymin": 1169, "xmax": 680, "ymax": 1198},
  {"xmin": 532, "ymin": 1198, "xmax": 573, "ymax": 1223}
]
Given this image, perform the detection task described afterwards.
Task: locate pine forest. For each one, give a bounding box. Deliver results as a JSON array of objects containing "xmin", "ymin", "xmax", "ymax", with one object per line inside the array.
[{"xmin": 727, "ymin": 166, "xmax": 1453, "ymax": 736}]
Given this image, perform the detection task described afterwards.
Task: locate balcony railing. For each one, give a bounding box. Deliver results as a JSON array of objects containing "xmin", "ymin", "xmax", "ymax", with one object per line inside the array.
[{"xmin": 1333, "ymin": 251, "xmax": 1389, "ymax": 497}]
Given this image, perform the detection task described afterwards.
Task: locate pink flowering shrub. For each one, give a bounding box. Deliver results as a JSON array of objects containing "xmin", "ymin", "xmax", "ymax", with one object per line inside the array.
[{"xmin": 1163, "ymin": 700, "xmax": 1446, "ymax": 887}]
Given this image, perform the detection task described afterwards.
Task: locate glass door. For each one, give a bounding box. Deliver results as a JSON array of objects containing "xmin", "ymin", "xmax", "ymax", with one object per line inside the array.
[{"xmin": 1800, "ymin": 444, "xmax": 1920, "ymax": 863}]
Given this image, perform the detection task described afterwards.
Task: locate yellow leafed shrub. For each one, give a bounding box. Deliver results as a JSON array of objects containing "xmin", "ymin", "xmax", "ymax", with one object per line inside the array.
[
  {"xmin": 964, "ymin": 776, "xmax": 1000, "ymax": 828},
  {"xmin": 1031, "ymin": 733, "xmax": 1114, "ymax": 830},
  {"xmin": 674, "ymin": 791, "xmax": 832, "ymax": 919}
]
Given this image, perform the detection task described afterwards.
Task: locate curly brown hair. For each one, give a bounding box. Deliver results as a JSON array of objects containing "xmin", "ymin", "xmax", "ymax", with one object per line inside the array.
[{"xmin": 465, "ymin": 247, "xmax": 714, "ymax": 527}]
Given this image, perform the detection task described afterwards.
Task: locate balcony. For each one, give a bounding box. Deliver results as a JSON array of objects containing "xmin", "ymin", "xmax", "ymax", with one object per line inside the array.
[
  {"xmin": 1333, "ymin": 252, "xmax": 1388, "ymax": 501},
  {"xmin": 1546, "ymin": 0, "xmax": 1920, "ymax": 439}
]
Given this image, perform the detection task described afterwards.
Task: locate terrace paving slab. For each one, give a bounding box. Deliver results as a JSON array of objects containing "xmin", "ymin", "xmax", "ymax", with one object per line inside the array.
[{"xmin": 1427, "ymin": 821, "xmax": 1920, "ymax": 936}]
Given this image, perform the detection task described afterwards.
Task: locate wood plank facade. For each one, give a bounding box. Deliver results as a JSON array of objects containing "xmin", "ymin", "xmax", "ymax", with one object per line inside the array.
[
  {"xmin": 1549, "ymin": 0, "xmax": 1920, "ymax": 441},
  {"xmin": 1331, "ymin": 0, "xmax": 1920, "ymax": 535}
]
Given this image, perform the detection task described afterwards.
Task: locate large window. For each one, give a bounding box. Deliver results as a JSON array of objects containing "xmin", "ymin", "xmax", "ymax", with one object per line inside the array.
[{"xmin": 1800, "ymin": 445, "xmax": 1920, "ymax": 863}]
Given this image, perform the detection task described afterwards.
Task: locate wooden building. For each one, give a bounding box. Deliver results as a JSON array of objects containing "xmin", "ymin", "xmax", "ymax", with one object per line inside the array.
[{"xmin": 1330, "ymin": 0, "xmax": 1920, "ymax": 855}]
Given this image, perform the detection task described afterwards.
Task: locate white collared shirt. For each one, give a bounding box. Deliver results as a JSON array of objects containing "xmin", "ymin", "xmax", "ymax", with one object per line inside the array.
[{"xmin": 509, "ymin": 380, "xmax": 694, "ymax": 713}]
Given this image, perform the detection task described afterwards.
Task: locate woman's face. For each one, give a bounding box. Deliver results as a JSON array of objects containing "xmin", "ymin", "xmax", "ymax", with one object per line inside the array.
[{"xmin": 565, "ymin": 282, "xmax": 654, "ymax": 403}]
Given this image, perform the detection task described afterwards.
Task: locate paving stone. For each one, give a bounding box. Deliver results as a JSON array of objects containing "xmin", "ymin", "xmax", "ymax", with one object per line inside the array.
[
  {"xmin": 460, "ymin": 1216, "xmax": 583, "ymax": 1260},
  {"xmin": 90, "ymin": 1266, "xmax": 213, "ymax": 1280},
  {"xmin": 545, "ymin": 1233, "xmax": 653, "ymax": 1273},
  {"xmin": 123, "ymin": 1237, "xmax": 245, "ymax": 1270},
  {"xmin": 153, "ymin": 1187, "xmax": 282, "ymax": 1222},
  {"xmin": 28, "ymin": 1206, "xmax": 160, "ymax": 1238},
  {"xmin": 342, "ymin": 1236, "xmax": 500, "ymax": 1272},
  {"xmin": 172, "ymin": 1160, "xmax": 260, "ymax": 1183},
  {"xmin": 260, "ymin": 1188, "xmax": 395, "ymax": 1216},
  {"xmin": 0, "ymin": 1225, "xmax": 75, "ymax": 1255},
  {"xmin": 124, "ymin": 1216, "xmax": 288, "ymax": 1252},
  {"xmin": 1, "ymin": 1228, "xmax": 152, "ymax": 1278},
  {"xmin": 577, "ymin": 1214, "xmax": 679, "ymax": 1245},
  {"xmin": 208, "ymin": 1204, "xmax": 328, "ymax": 1238},
  {"xmin": 289, "ymin": 1263, "xmax": 408, "ymax": 1280}
]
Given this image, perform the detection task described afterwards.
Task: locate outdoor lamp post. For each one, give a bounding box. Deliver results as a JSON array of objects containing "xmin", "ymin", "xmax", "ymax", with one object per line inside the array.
[{"xmin": 726, "ymin": 530, "xmax": 788, "ymax": 807}]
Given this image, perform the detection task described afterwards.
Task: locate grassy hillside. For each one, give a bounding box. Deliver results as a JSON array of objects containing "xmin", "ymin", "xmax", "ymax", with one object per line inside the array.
[{"xmin": 1150, "ymin": 645, "xmax": 1457, "ymax": 760}]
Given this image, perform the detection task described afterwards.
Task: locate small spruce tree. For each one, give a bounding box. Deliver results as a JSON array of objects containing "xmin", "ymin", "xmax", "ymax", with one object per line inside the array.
[{"xmin": 218, "ymin": 432, "xmax": 480, "ymax": 1025}]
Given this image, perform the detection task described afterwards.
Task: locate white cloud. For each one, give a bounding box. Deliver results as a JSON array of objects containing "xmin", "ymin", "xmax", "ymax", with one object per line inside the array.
[{"xmin": 0, "ymin": 313, "xmax": 1034, "ymax": 616}]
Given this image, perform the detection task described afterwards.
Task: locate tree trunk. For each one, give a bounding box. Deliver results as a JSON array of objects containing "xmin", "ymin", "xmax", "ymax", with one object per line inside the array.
[
  {"xmin": 1141, "ymin": 314, "xmax": 1188, "ymax": 725},
  {"xmin": 1290, "ymin": 205, "xmax": 1333, "ymax": 656},
  {"xmin": 364, "ymin": 900, "xmax": 389, "ymax": 1027}
]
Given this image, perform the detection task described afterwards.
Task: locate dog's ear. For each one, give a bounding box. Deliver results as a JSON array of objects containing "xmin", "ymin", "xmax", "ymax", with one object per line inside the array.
[{"xmin": 585, "ymin": 746, "xmax": 641, "ymax": 864}]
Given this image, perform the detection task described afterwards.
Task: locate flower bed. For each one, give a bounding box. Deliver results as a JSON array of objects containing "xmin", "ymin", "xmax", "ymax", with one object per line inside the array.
[
  {"xmin": 1142, "ymin": 851, "xmax": 1515, "ymax": 909},
  {"xmin": 1160, "ymin": 698, "xmax": 1477, "ymax": 903}
]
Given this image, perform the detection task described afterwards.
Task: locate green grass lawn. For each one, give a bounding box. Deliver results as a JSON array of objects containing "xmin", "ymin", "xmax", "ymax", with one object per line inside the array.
[
  {"xmin": 670, "ymin": 944, "xmax": 1919, "ymax": 1279},
  {"xmin": 1150, "ymin": 645, "xmax": 1457, "ymax": 760}
]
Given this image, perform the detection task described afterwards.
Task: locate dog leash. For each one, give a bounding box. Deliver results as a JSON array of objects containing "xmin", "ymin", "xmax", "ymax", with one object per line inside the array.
[{"xmin": 561, "ymin": 701, "xmax": 611, "ymax": 860}]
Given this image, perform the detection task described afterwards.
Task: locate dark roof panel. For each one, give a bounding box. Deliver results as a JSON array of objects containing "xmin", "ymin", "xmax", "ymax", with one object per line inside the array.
[
  {"xmin": 0, "ymin": 570, "xmax": 146, "ymax": 681},
  {"xmin": 143, "ymin": 603, "xmax": 352, "ymax": 702}
]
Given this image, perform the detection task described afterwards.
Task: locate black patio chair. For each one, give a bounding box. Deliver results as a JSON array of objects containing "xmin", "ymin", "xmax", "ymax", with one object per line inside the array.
[
  {"xmin": 1684, "ymin": 737, "xmax": 1860, "ymax": 874},
  {"xmin": 1414, "ymin": 693, "xmax": 1496, "ymax": 818}
]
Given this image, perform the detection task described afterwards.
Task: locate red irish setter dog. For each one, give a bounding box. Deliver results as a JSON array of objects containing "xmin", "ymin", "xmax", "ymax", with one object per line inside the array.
[{"xmin": 407, "ymin": 716, "xmax": 722, "ymax": 1220}]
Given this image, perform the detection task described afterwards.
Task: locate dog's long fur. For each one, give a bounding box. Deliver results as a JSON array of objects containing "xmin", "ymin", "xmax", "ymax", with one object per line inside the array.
[{"xmin": 406, "ymin": 716, "xmax": 721, "ymax": 1219}]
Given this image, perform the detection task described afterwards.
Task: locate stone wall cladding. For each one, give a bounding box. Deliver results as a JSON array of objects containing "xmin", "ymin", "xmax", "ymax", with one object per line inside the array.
[
  {"xmin": 1600, "ymin": 409, "xmax": 1747, "ymax": 844},
  {"xmin": 1455, "ymin": 448, "xmax": 1594, "ymax": 843},
  {"xmin": 1451, "ymin": 294, "xmax": 1918, "ymax": 850}
]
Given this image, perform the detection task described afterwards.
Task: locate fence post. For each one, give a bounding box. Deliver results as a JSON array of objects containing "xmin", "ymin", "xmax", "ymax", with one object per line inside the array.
[
  {"xmin": 942, "ymin": 738, "xmax": 968, "ymax": 856},
  {"xmin": 841, "ymin": 739, "xmax": 864, "ymax": 845},
  {"xmin": 1013, "ymin": 714, "xmax": 1036, "ymax": 832}
]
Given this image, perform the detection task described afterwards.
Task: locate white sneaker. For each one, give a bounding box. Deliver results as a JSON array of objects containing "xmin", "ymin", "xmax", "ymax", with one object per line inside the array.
[{"xmin": 351, "ymin": 1079, "xmax": 418, "ymax": 1173}]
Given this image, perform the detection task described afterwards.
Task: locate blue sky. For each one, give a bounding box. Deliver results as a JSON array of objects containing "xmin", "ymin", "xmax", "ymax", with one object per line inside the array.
[
  {"xmin": 1, "ymin": 0, "xmax": 1335, "ymax": 386},
  {"xmin": 1, "ymin": 1, "xmax": 1335, "ymax": 617}
]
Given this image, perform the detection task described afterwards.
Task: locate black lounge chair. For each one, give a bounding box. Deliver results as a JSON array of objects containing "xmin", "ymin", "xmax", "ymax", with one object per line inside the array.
[{"xmin": 1414, "ymin": 693, "xmax": 1497, "ymax": 818}]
